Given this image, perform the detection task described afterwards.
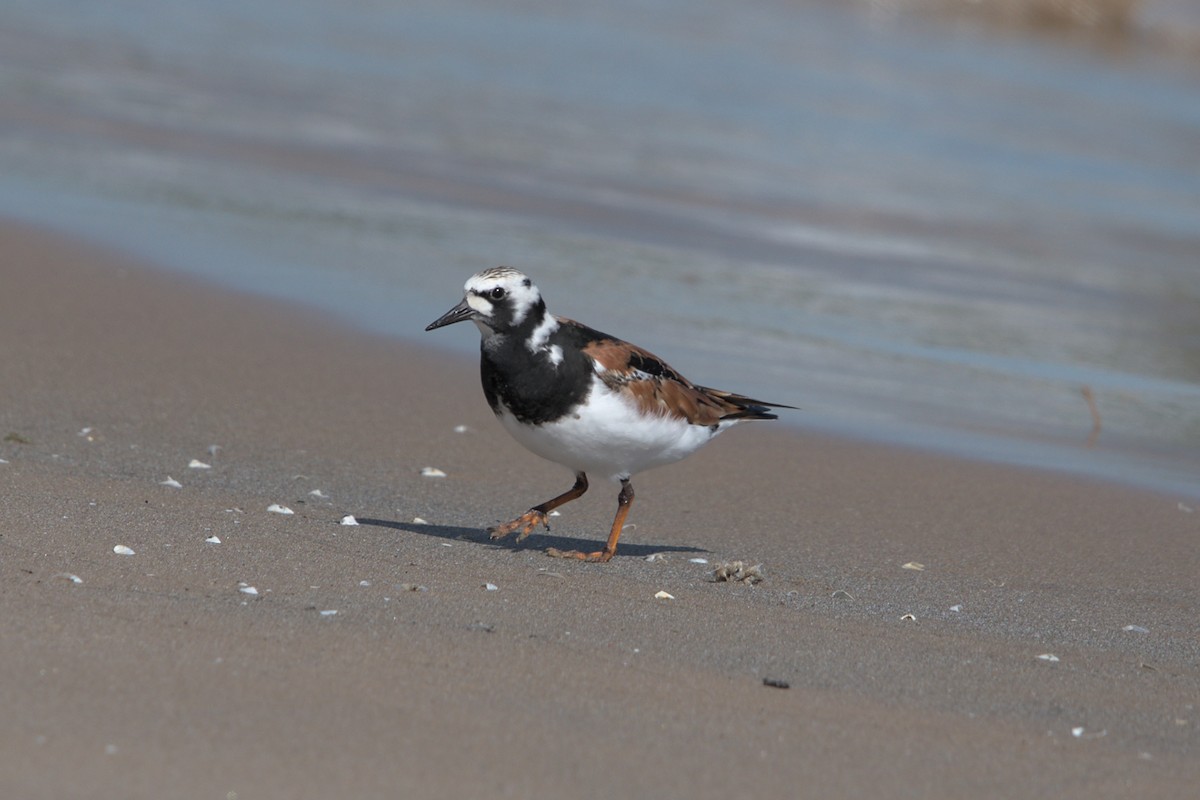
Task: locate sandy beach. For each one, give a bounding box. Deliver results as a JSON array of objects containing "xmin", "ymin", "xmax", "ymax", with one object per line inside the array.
[{"xmin": 1, "ymin": 220, "xmax": 1197, "ymax": 799}]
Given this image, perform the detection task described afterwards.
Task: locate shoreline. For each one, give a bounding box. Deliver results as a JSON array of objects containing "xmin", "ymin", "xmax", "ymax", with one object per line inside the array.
[
  {"xmin": 6, "ymin": 206, "xmax": 1196, "ymax": 503},
  {"xmin": 2, "ymin": 219, "xmax": 1197, "ymax": 798}
]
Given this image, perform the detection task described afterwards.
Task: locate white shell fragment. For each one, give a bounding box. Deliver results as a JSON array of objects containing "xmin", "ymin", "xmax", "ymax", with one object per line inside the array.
[
  {"xmin": 1072, "ymin": 726, "xmax": 1107, "ymax": 739},
  {"xmin": 339, "ymin": 515, "xmax": 359, "ymax": 526},
  {"xmin": 484, "ymin": 583, "xmax": 499, "ymax": 591},
  {"xmin": 950, "ymin": 604, "xmax": 963, "ymax": 612},
  {"xmin": 309, "ymin": 489, "xmax": 328, "ymax": 498},
  {"xmin": 55, "ymin": 572, "xmax": 83, "ymax": 584},
  {"xmin": 644, "ymin": 553, "xmax": 666, "ymax": 563},
  {"xmin": 901, "ymin": 562, "xmax": 925, "ymax": 571},
  {"xmin": 831, "ymin": 589, "xmax": 854, "ymax": 600},
  {"xmin": 112, "ymin": 545, "xmax": 135, "ymax": 556},
  {"xmin": 688, "ymin": 557, "xmax": 709, "ymax": 564},
  {"xmin": 238, "ymin": 584, "xmax": 259, "ymax": 596},
  {"xmin": 654, "ymin": 590, "xmax": 675, "ymax": 600},
  {"xmin": 319, "ymin": 609, "xmax": 338, "ymax": 617},
  {"xmin": 900, "ymin": 613, "xmax": 917, "ymax": 621},
  {"xmin": 453, "ymin": 425, "xmax": 469, "ymax": 433},
  {"xmin": 359, "ymin": 580, "xmax": 371, "ymax": 587},
  {"xmin": 160, "ymin": 476, "xmax": 183, "ymax": 488},
  {"xmin": 420, "ymin": 467, "xmax": 447, "ymax": 478},
  {"xmin": 205, "ymin": 535, "xmax": 221, "ymax": 544},
  {"xmin": 548, "ymin": 510, "xmax": 561, "ymax": 517},
  {"xmin": 267, "ymin": 504, "xmax": 294, "ymax": 515},
  {"xmin": 189, "ymin": 459, "xmax": 211, "ymax": 469},
  {"xmin": 412, "ymin": 517, "xmax": 429, "ymax": 525},
  {"xmin": 1123, "ymin": 625, "xmax": 1149, "ymax": 634},
  {"xmin": 1037, "ymin": 653, "xmax": 1060, "ymax": 662},
  {"xmin": 0, "ymin": 458, "xmax": 8, "ymax": 464}
]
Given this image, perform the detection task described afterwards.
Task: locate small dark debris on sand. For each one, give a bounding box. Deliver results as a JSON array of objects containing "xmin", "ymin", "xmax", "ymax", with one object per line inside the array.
[{"xmin": 713, "ymin": 561, "xmax": 764, "ymax": 584}]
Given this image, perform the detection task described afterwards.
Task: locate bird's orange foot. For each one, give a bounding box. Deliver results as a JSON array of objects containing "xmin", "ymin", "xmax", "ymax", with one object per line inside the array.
[
  {"xmin": 545, "ymin": 547, "xmax": 614, "ymax": 563},
  {"xmin": 488, "ymin": 509, "xmax": 551, "ymax": 542}
]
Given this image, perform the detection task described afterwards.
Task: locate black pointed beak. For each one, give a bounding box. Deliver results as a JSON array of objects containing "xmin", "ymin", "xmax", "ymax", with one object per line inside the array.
[{"xmin": 425, "ymin": 298, "xmax": 476, "ymax": 331}]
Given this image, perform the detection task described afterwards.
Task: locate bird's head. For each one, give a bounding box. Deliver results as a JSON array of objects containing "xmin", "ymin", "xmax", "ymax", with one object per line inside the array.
[{"xmin": 425, "ymin": 267, "xmax": 546, "ymax": 337}]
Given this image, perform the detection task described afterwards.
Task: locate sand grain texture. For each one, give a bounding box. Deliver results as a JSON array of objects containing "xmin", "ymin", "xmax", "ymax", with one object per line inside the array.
[{"xmin": 1, "ymin": 222, "xmax": 1197, "ymax": 798}]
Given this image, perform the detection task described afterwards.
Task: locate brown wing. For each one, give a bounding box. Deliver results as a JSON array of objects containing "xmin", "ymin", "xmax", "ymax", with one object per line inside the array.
[{"xmin": 580, "ymin": 333, "xmax": 790, "ymax": 426}]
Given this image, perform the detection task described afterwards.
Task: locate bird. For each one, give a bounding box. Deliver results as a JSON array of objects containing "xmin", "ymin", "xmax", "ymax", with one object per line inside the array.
[{"xmin": 425, "ymin": 267, "xmax": 793, "ymax": 562}]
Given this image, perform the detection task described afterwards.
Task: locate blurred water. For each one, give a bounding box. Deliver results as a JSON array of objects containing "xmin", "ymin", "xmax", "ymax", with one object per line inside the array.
[{"xmin": 1, "ymin": 0, "xmax": 1197, "ymax": 496}]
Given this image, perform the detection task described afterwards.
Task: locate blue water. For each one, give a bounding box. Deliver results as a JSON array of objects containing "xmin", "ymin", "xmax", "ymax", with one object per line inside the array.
[{"xmin": 1, "ymin": 0, "xmax": 1198, "ymax": 497}]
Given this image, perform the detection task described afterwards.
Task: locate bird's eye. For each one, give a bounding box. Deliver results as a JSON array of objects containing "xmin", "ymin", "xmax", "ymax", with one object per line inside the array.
[{"xmin": 490, "ymin": 287, "xmax": 507, "ymax": 300}]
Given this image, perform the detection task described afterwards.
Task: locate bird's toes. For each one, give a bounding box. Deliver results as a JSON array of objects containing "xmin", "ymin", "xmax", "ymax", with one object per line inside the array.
[
  {"xmin": 490, "ymin": 510, "xmax": 548, "ymax": 542},
  {"xmin": 514, "ymin": 512, "xmax": 549, "ymax": 541}
]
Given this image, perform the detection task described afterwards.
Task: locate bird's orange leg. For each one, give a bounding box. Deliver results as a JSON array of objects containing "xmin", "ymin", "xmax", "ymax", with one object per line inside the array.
[
  {"xmin": 489, "ymin": 472, "xmax": 588, "ymax": 542},
  {"xmin": 546, "ymin": 478, "xmax": 633, "ymax": 563}
]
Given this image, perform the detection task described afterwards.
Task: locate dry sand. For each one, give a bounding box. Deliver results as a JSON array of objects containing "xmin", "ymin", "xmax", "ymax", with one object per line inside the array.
[{"xmin": 1, "ymin": 220, "xmax": 1197, "ymax": 799}]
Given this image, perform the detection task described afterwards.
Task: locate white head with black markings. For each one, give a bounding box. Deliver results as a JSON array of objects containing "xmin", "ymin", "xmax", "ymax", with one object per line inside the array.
[{"xmin": 425, "ymin": 266, "xmax": 547, "ymax": 338}]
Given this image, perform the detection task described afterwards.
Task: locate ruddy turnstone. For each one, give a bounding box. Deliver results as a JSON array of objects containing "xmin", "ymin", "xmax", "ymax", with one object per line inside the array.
[{"xmin": 425, "ymin": 267, "xmax": 792, "ymax": 562}]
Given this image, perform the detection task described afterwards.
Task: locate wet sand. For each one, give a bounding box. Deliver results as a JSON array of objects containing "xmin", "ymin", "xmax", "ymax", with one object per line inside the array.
[{"xmin": 1, "ymin": 220, "xmax": 1197, "ymax": 799}]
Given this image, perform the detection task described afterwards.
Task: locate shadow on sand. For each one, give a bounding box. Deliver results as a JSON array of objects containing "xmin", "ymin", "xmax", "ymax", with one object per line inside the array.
[{"xmin": 356, "ymin": 518, "xmax": 708, "ymax": 559}]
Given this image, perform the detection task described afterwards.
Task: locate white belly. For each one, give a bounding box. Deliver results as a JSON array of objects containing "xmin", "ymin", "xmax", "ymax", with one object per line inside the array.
[{"xmin": 497, "ymin": 376, "xmax": 725, "ymax": 481}]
